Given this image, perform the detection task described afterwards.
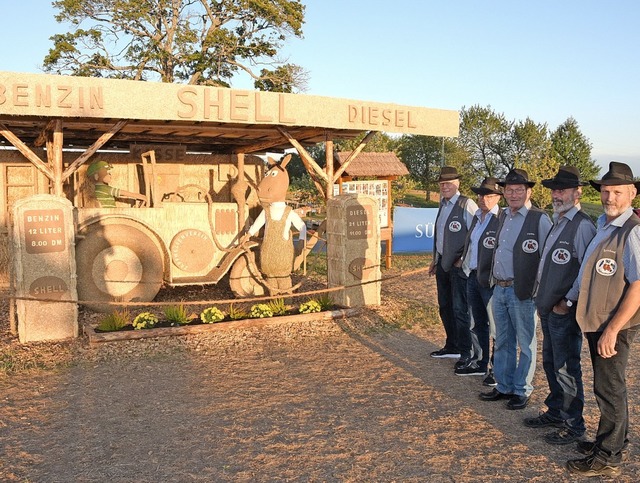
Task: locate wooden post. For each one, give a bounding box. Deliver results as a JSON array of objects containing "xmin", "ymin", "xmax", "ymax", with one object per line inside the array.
[{"xmin": 325, "ymin": 136, "xmax": 334, "ymax": 200}]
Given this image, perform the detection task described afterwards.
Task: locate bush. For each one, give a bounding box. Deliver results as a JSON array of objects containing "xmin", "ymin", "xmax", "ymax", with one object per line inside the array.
[
  {"xmin": 299, "ymin": 300, "xmax": 321, "ymax": 314},
  {"xmin": 97, "ymin": 309, "xmax": 131, "ymax": 332},
  {"xmin": 164, "ymin": 303, "xmax": 190, "ymax": 326},
  {"xmin": 132, "ymin": 312, "xmax": 159, "ymax": 330},
  {"xmin": 200, "ymin": 306, "xmax": 225, "ymax": 324},
  {"xmin": 250, "ymin": 303, "xmax": 273, "ymax": 318},
  {"xmin": 228, "ymin": 304, "xmax": 248, "ymax": 320},
  {"xmin": 267, "ymin": 298, "xmax": 290, "ymax": 316}
]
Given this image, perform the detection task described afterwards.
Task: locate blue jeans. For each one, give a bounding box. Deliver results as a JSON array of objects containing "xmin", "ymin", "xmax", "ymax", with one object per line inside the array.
[
  {"xmin": 539, "ymin": 310, "xmax": 585, "ymax": 434},
  {"xmin": 586, "ymin": 328, "xmax": 638, "ymax": 463},
  {"xmin": 492, "ymin": 285, "xmax": 537, "ymax": 397},
  {"xmin": 467, "ymin": 271, "xmax": 494, "ymax": 371},
  {"xmin": 435, "ymin": 261, "xmax": 471, "ymax": 357}
]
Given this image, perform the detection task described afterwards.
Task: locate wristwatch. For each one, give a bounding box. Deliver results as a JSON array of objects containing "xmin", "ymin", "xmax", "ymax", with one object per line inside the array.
[{"xmin": 563, "ymin": 297, "xmax": 575, "ymax": 308}]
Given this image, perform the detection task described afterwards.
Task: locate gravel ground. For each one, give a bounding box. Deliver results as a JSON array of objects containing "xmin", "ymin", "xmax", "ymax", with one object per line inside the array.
[{"xmin": 1, "ymin": 267, "xmax": 639, "ymax": 482}]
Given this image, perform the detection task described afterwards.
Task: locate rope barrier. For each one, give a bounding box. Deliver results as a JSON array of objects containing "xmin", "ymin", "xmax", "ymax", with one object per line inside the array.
[{"xmin": 1, "ymin": 264, "xmax": 431, "ymax": 308}]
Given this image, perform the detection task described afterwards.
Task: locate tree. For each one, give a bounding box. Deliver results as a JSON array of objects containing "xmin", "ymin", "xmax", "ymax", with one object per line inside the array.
[
  {"xmin": 457, "ymin": 105, "xmax": 512, "ymax": 179},
  {"xmin": 551, "ymin": 117, "xmax": 600, "ymax": 180},
  {"xmin": 44, "ymin": 0, "xmax": 307, "ymax": 90}
]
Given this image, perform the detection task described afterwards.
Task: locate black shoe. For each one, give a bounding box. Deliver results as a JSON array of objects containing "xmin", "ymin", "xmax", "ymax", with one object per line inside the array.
[
  {"xmin": 506, "ymin": 395, "xmax": 529, "ymax": 410},
  {"xmin": 577, "ymin": 441, "xmax": 630, "ymax": 463},
  {"xmin": 479, "ymin": 388, "xmax": 512, "ymax": 401},
  {"xmin": 455, "ymin": 363, "xmax": 485, "ymax": 376},
  {"xmin": 523, "ymin": 412, "xmax": 564, "ymax": 429},
  {"xmin": 430, "ymin": 348, "xmax": 461, "ymax": 359},
  {"xmin": 482, "ymin": 372, "xmax": 497, "ymax": 387},
  {"xmin": 566, "ymin": 454, "xmax": 621, "ymax": 477},
  {"xmin": 454, "ymin": 358, "xmax": 471, "ymax": 369},
  {"xmin": 544, "ymin": 428, "xmax": 583, "ymax": 445}
]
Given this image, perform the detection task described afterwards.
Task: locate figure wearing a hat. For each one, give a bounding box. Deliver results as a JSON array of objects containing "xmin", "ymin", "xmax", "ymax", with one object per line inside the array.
[
  {"xmin": 564, "ymin": 162, "xmax": 640, "ymax": 477},
  {"xmin": 428, "ymin": 166, "xmax": 479, "ymax": 363},
  {"xmin": 458, "ymin": 177, "xmax": 503, "ymax": 382},
  {"xmin": 480, "ymin": 168, "xmax": 552, "ymax": 410},
  {"xmin": 82, "ymin": 161, "xmax": 148, "ymax": 208},
  {"xmin": 524, "ymin": 166, "xmax": 596, "ymax": 445}
]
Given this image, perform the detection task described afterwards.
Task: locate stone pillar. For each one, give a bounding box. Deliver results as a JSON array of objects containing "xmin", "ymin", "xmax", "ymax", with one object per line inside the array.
[
  {"xmin": 327, "ymin": 194, "xmax": 381, "ymax": 307},
  {"xmin": 12, "ymin": 195, "xmax": 78, "ymax": 342}
]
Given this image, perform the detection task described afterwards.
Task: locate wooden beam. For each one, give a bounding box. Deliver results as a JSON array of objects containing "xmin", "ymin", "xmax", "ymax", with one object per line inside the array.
[
  {"xmin": 50, "ymin": 120, "xmax": 64, "ymax": 196},
  {"xmin": 325, "ymin": 136, "xmax": 334, "ymax": 200},
  {"xmin": 332, "ymin": 131, "xmax": 376, "ymax": 182},
  {"xmin": 34, "ymin": 119, "xmax": 57, "ymax": 147},
  {"xmin": 0, "ymin": 122, "xmax": 53, "ymax": 180},
  {"xmin": 62, "ymin": 120, "xmax": 129, "ymax": 181},
  {"xmin": 277, "ymin": 127, "xmax": 328, "ymax": 184}
]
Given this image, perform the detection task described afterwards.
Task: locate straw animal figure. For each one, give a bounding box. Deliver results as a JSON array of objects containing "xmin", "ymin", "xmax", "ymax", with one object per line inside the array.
[{"xmin": 245, "ymin": 154, "xmax": 306, "ymax": 293}]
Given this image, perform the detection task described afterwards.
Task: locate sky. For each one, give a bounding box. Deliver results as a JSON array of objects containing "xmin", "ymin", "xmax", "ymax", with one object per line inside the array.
[{"xmin": 1, "ymin": 1, "xmax": 639, "ymax": 175}]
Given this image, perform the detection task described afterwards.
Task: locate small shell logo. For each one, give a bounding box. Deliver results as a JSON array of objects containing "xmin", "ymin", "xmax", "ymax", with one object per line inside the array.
[
  {"xmin": 596, "ymin": 258, "xmax": 617, "ymax": 276},
  {"xmin": 483, "ymin": 237, "xmax": 496, "ymax": 249},
  {"xmin": 552, "ymin": 248, "xmax": 571, "ymax": 265},
  {"xmin": 522, "ymin": 239, "xmax": 539, "ymax": 253},
  {"xmin": 449, "ymin": 221, "xmax": 462, "ymax": 232}
]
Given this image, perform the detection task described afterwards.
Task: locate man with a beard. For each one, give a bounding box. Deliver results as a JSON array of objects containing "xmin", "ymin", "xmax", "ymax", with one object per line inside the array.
[
  {"xmin": 564, "ymin": 162, "xmax": 640, "ymax": 477},
  {"xmin": 458, "ymin": 177, "xmax": 502, "ymax": 379},
  {"xmin": 429, "ymin": 166, "xmax": 478, "ymax": 365},
  {"xmin": 479, "ymin": 169, "xmax": 552, "ymax": 410},
  {"xmin": 524, "ymin": 166, "xmax": 596, "ymax": 445}
]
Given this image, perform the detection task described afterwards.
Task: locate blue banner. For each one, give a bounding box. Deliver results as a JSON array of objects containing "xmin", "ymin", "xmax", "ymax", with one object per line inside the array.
[{"xmin": 392, "ymin": 207, "xmax": 438, "ymax": 253}]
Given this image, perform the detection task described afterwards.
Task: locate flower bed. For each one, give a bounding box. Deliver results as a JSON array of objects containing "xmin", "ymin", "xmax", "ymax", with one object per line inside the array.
[{"xmin": 84, "ymin": 307, "xmax": 360, "ymax": 345}]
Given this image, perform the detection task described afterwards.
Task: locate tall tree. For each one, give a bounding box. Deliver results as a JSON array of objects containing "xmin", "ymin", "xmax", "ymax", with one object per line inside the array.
[
  {"xmin": 396, "ymin": 135, "xmax": 464, "ymax": 200},
  {"xmin": 551, "ymin": 117, "xmax": 600, "ymax": 180},
  {"xmin": 457, "ymin": 105, "xmax": 512, "ymax": 179},
  {"xmin": 44, "ymin": 0, "xmax": 307, "ymax": 90}
]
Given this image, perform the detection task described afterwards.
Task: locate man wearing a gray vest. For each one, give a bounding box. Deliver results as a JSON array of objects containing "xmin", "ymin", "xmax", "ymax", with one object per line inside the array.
[
  {"xmin": 565, "ymin": 162, "xmax": 640, "ymax": 478},
  {"xmin": 459, "ymin": 177, "xmax": 502, "ymax": 380},
  {"xmin": 479, "ymin": 169, "xmax": 551, "ymax": 410},
  {"xmin": 428, "ymin": 166, "xmax": 478, "ymax": 363},
  {"xmin": 524, "ymin": 166, "xmax": 595, "ymax": 445}
]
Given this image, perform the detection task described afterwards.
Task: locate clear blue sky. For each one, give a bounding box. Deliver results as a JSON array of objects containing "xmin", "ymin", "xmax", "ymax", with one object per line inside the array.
[{"xmin": 1, "ymin": 1, "xmax": 639, "ymax": 175}]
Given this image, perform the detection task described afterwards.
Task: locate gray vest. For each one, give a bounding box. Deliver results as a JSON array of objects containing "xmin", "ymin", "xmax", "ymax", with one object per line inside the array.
[
  {"xmin": 434, "ymin": 195, "xmax": 470, "ymax": 272},
  {"xmin": 509, "ymin": 207, "xmax": 545, "ymax": 300},
  {"xmin": 535, "ymin": 211, "xmax": 593, "ymax": 315},
  {"xmin": 463, "ymin": 213, "xmax": 499, "ymax": 288},
  {"xmin": 576, "ymin": 215, "xmax": 640, "ymax": 332}
]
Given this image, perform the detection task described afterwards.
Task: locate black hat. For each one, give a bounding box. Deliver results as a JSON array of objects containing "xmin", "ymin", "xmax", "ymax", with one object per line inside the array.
[
  {"xmin": 589, "ymin": 162, "xmax": 640, "ymax": 192},
  {"xmin": 498, "ymin": 168, "xmax": 536, "ymax": 188},
  {"xmin": 541, "ymin": 166, "xmax": 588, "ymax": 190},
  {"xmin": 438, "ymin": 166, "xmax": 460, "ymax": 182},
  {"xmin": 471, "ymin": 177, "xmax": 503, "ymax": 195}
]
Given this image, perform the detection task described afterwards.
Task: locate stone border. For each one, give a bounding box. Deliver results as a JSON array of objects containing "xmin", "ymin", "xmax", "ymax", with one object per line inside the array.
[{"xmin": 84, "ymin": 307, "xmax": 361, "ymax": 345}]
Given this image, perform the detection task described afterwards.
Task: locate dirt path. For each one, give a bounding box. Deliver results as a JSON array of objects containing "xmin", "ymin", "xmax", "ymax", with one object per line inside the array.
[{"xmin": 1, "ymin": 271, "xmax": 639, "ymax": 482}]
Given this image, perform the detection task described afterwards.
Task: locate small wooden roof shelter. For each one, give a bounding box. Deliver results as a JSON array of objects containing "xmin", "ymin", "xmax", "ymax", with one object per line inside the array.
[{"xmin": 335, "ymin": 152, "xmax": 409, "ymax": 178}]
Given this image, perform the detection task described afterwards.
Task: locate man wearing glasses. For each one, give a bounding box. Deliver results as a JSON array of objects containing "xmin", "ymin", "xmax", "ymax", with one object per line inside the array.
[{"xmin": 479, "ymin": 169, "xmax": 551, "ymax": 410}]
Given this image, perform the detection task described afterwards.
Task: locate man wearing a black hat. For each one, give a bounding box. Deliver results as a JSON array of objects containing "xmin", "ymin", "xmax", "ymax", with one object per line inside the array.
[
  {"xmin": 564, "ymin": 162, "xmax": 640, "ymax": 477},
  {"xmin": 523, "ymin": 166, "xmax": 596, "ymax": 445},
  {"xmin": 459, "ymin": 177, "xmax": 502, "ymax": 380},
  {"xmin": 428, "ymin": 166, "xmax": 478, "ymax": 362},
  {"xmin": 479, "ymin": 169, "xmax": 551, "ymax": 410}
]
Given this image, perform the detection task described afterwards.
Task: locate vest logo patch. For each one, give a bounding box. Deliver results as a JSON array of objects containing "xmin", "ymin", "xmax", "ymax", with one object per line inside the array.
[
  {"xmin": 483, "ymin": 237, "xmax": 496, "ymax": 249},
  {"xmin": 449, "ymin": 221, "xmax": 462, "ymax": 232},
  {"xmin": 551, "ymin": 248, "xmax": 571, "ymax": 264},
  {"xmin": 596, "ymin": 258, "xmax": 617, "ymax": 276},
  {"xmin": 522, "ymin": 239, "xmax": 539, "ymax": 253}
]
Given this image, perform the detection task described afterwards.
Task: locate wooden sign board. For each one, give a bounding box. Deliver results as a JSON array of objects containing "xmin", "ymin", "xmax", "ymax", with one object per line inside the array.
[{"xmin": 0, "ymin": 71, "xmax": 459, "ymax": 137}]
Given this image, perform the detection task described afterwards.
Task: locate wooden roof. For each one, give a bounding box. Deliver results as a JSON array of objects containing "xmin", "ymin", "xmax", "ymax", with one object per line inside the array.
[
  {"xmin": 336, "ymin": 151, "xmax": 409, "ymax": 177},
  {"xmin": 0, "ymin": 71, "xmax": 459, "ymax": 155}
]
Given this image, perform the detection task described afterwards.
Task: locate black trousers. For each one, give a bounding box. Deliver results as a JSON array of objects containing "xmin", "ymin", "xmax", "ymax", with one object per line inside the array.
[{"xmin": 586, "ymin": 327, "xmax": 638, "ymax": 463}]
